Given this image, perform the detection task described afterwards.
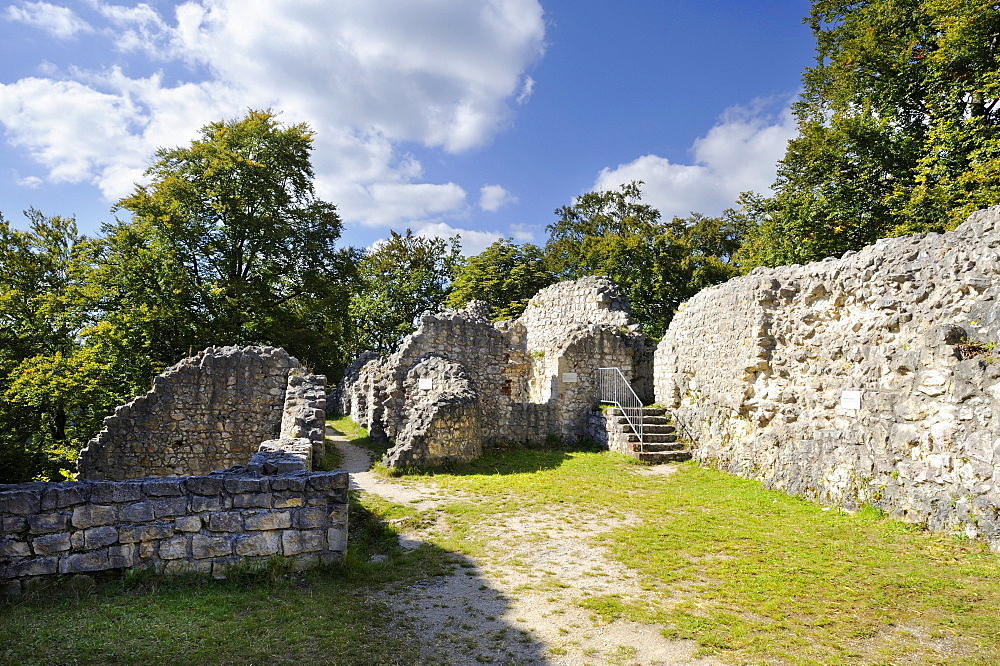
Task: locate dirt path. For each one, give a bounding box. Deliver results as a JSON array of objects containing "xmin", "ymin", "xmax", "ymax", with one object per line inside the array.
[{"xmin": 333, "ymin": 438, "xmax": 720, "ymax": 666}]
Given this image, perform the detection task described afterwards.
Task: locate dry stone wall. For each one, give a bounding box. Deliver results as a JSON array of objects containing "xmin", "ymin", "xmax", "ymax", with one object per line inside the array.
[
  {"xmin": 337, "ymin": 276, "xmax": 651, "ymax": 467},
  {"xmin": 655, "ymin": 206, "xmax": 1000, "ymax": 549},
  {"xmin": 0, "ymin": 466, "xmax": 348, "ymax": 595},
  {"xmin": 78, "ymin": 346, "xmax": 327, "ymax": 481}
]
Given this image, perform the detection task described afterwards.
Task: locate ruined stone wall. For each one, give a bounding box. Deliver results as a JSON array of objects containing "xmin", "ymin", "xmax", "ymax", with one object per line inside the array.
[
  {"xmin": 279, "ymin": 373, "xmax": 328, "ymax": 467},
  {"xmin": 0, "ymin": 467, "xmax": 348, "ymax": 595},
  {"xmin": 78, "ymin": 346, "xmax": 300, "ymax": 481},
  {"xmin": 655, "ymin": 206, "xmax": 1000, "ymax": 549},
  {"xmin": 336, "ymin": 277, "xmax": 652, "ymax": 467}
]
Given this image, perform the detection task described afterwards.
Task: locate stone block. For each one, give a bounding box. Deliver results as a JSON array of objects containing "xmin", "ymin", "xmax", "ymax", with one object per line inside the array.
[
  {"xmin": 84, "ymin": 526, "xmax": 119, "ymax": 551},
  {"xmin": 224, "ymin": 478, "xmax": 266, "ymax": 493},
  {"xmin": 281, "ymin": 529, "xmax": 325, "ymax": 555},
  {"xmin": 244, "ymin": 510, "xmax": 291, "ymax": 531},
  {"xmin": 119, "ymin": 523, "xmax": 174, "ymax": 544},
  {"xmin": 207, "ymin": 512, "xmax": 243, "ymax": 532},
  {"xmin": 190, "ymin": 495, "xmax": 225, "ymax": 512},
  {"xmin": 269, "ymin": 475, "xmax": 307, "ymax": 492},
  {"xmin": 186, "ymin": 476, "xmax": 224, "ymax": 496},
  {"xmin": 60, "ymin": 550, "xmax": 110, "ymax": 573},
  {"xmin": 232, "ymin": 493, "xmax": 272, "ymax": 509},
  {"xmin": 159, "ymin": 536, "xmax": 188, "ymax": 560},
  {"xmin": 2, "ymin": 515, "xmax": 27, "ymax": 532},
  {"xmin": 143, "ymin": 478, "xmax": 184, "ymax": 497},
  {"xmin": 327, "ymin": 527, "xmax": 348, "ymax": 552},
  {"xmin": 90, "ymin": 482, "xmax": 144, "ymax": 503},
  {"xmin": 174, "ymin": 516, "xmax": 202, "ymax": 532},
  {"xmin": 306, "ymin": 472, "xmax": 348, "ymax": 491},
  {"xmin": 235, "ymin": 531, "xmax": 281, "ymax": 557},
  {"xmin": 5, "ymin": 556, "xmax": 58, "ymax": 577},
  {"xmin": 71, "ymin": 504, "xmax": 117, "ymax": 529},
  {"xmin": 273, "ymin": 495, "xmax": 304, "ymax": 509},
  {"xmin": 293, "ymin": 507, "xmax": 329, "ymax": 529},
  {"xmin": 192, "ymin": 535, "xmax": 233, "ymax": 559},
  {"xmin": 119, "ymin": 501, "xmax": 156, "ymax": 523},
  {"xmin": 28, "ymin": 511, "xmax": 69, "ymax": 534},
  {"xmin": 32, "ymin": 533, "xmax": 71, "ymax": 555},
  {"xmin": 1, "ymin": 537, "xmax": 31, "ymax": 557},
  {"xmin": 40, "ymin": 484, "xmax": 90, "ymax": 510},
  {"xmin": 151, "ymin": 497, "xmax": 189, "ymax": 518},
  {"xmin": 0, "ymin": 489, "xmax": 41, "ymax": 515},
  {"xmin": 108, "ymin": 544, "xmax": 135, "ymax": 568}
]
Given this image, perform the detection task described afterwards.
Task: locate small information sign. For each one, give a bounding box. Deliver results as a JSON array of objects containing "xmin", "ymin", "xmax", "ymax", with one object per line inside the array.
[
  {"xmin": 561, "ymin": 372, "xmax": 579, "ymax": 384},
  {"xmin": 840, "ymin": 390, "xmax": 862, "ymax": 410},
  {"xmin": 418, "ymin": 378, "xmax": 434, "ymax": 390}
]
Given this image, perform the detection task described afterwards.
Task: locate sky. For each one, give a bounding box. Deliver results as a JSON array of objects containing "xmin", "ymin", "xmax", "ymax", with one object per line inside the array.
[{"xmin": 0, "ymin": 0, "xmax": 816, "ymax": 255}]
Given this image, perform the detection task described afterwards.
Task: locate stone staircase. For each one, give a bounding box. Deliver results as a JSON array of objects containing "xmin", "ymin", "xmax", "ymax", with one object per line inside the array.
[{"xmin": 606, "ymin": 407, "xmax": 692, "ymax": 464}]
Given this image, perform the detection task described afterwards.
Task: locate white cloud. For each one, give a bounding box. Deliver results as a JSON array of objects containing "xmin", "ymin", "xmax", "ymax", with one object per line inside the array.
[
  {"xmin": 593, "ymin": 99, "xmax": 796, "ymax": 219},
  {"xmin": 413, "ymin": 221, "xmax": 504, "ymax": 256},
  {"xmin": 0, "ymin": 0, "xmax": 546, "ymax": 229},
  {"xmin": 479, "ymin": 184, "xmax": 517, "ymax": 212},
  {"xmin": 5, "ymin": 2, "xmax": 92, "ymax": 39},
  {"xmin": 15, "ymin": 174, "xmax": 43, "ymax": 188}
]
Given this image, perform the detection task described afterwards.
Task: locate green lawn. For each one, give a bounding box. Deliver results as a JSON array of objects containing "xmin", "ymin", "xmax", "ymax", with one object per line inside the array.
[{"xmin": 4, "ymin": 435, "xmax": 999, "ymax": 665}]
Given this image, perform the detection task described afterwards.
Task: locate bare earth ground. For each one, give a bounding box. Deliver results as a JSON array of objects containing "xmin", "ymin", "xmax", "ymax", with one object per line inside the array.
[{"xmin": 333, "ymin": 437, "xmax": 720, "ymax": 666}]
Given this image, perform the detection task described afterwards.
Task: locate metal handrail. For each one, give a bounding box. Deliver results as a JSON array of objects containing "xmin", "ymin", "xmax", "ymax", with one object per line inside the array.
[{"xmin": 596, "ymin": 367, "xmax": 643, "ymax": 448}]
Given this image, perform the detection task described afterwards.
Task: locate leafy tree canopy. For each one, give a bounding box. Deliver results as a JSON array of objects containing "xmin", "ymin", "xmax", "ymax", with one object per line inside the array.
[
  {"xmin": 108, "ymin": 109, "xmax": 356, "ymax": 376},
  {"xmin": 738, "ymin": 0, "xmax": 1000, "ymax": 268},
  {"xmin": 446, "ymin": 239, "xmax": 555, "ymax": 321},
  {"xmin": 349, "ymin": 230, "xmax": 461, "ymax": 356},
  {"xmin": 545, "ymin": 182, "xmax": 743, "ymax": 339}
]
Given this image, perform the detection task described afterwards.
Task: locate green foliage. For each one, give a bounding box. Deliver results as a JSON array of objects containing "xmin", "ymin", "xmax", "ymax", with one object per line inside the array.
[
  {"xmin": 0, "ymin": 210, "xmax": 129, "ymax": 482},
  {"xmin": 447, "ymin": 238, "xmax": 555, "ymax": 321},
  {"xmin": 545, "ymin": 182, "xmax": 742, "ymax": 338},
  {"xmin": 109, "ymin": 109, "xmax": 356, "ymax": 376},
  {"xmin": 348, "ymin": 229, "xmax": 461, "ymax": 355},
  {"xmin": 739, "ymin": 1, "xmax": 1000, "ymax": 268}
]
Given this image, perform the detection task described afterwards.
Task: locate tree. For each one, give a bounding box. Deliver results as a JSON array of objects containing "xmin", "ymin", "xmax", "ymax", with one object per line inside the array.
[
  {"xmin": 349, "ymin": 230, "xmax": 461, "ymax": 355},
  {"xmin": 545, "ymin": 182, "xmax": 742, "ymax": 339},
  {"xmin": 738, "ymin": 0, "xmax": 1000, "ymax": 268},
  {"xmin": 0, "ymin": 210, "xmax": 126, "ymax": 482},
  {"xmin": 108, "ymin": 109, "xmax": 356, "ymax": 377},
  {"xmin": 446, "ymin": 239, "xmax": 555, "ymax": 321}
]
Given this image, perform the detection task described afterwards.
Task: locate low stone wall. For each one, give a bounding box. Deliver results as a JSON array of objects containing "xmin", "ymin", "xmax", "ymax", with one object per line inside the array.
[
  {"xmin": 655, "ymin": 206, "xmax": 1000, "ymax": 549},
  {"xmin": 0, "ymin": 467, "xmax": 348, "ymax": 595},
  {"xmin": 78, "ymin": 346, "xmax": 300, "ymax": 480}
]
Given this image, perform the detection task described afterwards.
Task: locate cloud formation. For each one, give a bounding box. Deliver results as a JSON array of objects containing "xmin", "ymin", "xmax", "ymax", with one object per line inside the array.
[
  {"xmin": 5, "ymin": 1, "xmax": 91, "ymax": 39},
  {"xmin": 479, "ymin": 184, "xmax": 517, "ymax": 212},
  {"xmin": 0, "ymin": 0, "xmax": 545, "ymax": 230},
  {"xmin": 594, "ymin": 99, "xmax": 796, "ymax": 219}
]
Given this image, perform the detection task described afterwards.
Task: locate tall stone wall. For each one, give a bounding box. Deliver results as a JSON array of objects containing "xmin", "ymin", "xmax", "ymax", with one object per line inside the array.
[
  {"xmin": 78, "ymin": 346, "xmax": 302, "ymax": 480},
  {"xmin": 0, "ymin": 467, "xmax": 349, "ymax": 595},
  {"xmin": 338, "ymin": 276, "xmax": 651, "ymax": 467},
  {"xmin": 655, "ymin": 206, "xmax": 1000, "ymax": 549}
]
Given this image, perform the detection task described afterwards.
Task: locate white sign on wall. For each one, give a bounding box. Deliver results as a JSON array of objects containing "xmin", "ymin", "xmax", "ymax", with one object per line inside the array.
[
  {"xmin": 561, "ymin": 372, "xmax": 579, "ymax": 384},
  {"xmin": 418, "ymin": 378, "xmax": 434, "ymax": 390},
  {"xmin": 840, "ymin": 390, "xmax": 862, "ymax": 410}
]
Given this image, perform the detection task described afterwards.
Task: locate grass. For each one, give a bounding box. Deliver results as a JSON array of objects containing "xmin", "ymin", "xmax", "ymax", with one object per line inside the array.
[{"xmin": 5, "ymin": 436, "xmax": 1000, "ymax": 665}]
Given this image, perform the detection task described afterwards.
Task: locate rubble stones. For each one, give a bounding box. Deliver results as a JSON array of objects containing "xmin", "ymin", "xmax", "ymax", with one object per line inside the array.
[{"xmin": 655, "ymin": 205, "xmax": 1000, "ymax": 551}]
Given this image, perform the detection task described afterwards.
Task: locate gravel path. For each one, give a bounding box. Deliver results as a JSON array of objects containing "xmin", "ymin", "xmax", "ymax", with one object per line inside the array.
[{"xmin": 333, "ymin": 437, "xmax": 720, "ymax": 666}]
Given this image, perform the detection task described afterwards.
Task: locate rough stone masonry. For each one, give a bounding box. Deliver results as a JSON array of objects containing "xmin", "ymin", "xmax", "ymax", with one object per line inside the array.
[{"xmin": 655, "ymin": 205, "xmax": 1000, "ymax": 550}]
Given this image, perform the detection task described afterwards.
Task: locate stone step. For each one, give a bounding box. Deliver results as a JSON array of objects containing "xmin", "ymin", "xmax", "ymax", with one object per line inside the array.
[
  {"xmin": 635, "ymin": 450, "xmax": 692, "ymax": 464},
  {"xmin": 624, "ymin": 433, "xmax": 677, "ymax": 444},
  {"xmin": 613, "ymin": 416, "xmax": 670, "ymax": 427},
  {"xmin": 635, "ymin": 442, "xmax": 686, "ymax": 452},
  {"xmin": 607, "ymin": 407, "xmax": 669, "ymax": 418}
]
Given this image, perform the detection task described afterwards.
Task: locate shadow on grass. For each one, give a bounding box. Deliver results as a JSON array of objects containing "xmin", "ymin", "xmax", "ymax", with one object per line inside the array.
[
  {"xmin": 0, "ymin": 494, "xmax": 550, "ymax": 666},
  {"xmin": 389, "ymin": 439, "xmax": 605, "ymax": 478}
]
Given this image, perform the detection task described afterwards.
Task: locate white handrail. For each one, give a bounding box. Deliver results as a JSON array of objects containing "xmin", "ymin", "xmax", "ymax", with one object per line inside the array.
[{"xmin": 596, "ymin": 367, "xmax": 643, "ymax": 447}]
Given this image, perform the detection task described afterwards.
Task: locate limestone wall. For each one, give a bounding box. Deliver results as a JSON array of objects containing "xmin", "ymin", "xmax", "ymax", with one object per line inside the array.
[
  {"xmin": 337, "ymin": 276, "xmax": 651, "ymax": 467},
  {"xmin": 655, "ymin": 206, "xmax": 1000, "ymax": 549},
  {"xmin": 0, "ymin": 467, "xmax": 348, "ymax": 595},
  {"xmin": 78, "ymin": 346, "xmax": 302, "ymax": 480}
]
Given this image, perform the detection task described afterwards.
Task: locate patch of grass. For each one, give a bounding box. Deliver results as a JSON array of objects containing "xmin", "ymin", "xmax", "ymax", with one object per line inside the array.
[{"xmin": 0, "ymin": 493, "xmax": 453, "ymax": 666}]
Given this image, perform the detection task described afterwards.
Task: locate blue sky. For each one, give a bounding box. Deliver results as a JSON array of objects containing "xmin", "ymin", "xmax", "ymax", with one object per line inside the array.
[{"xmin": 0, "ymin": 0, "xmax": 815, "ymax": 254}]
